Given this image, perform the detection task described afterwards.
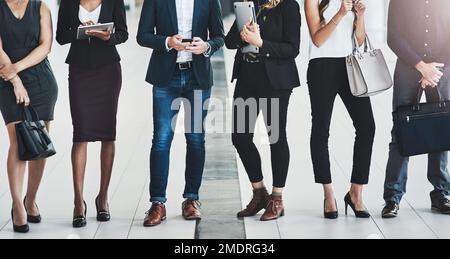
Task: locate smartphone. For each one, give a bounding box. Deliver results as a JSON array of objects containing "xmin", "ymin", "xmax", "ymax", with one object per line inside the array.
[{"xmin": 182, "ymin": 39, "xmax": 193, "ymax": 43}]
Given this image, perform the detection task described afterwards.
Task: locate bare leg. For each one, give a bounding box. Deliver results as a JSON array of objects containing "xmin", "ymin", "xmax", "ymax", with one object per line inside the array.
[
  {"xmin": 323, "ymin": 184, "xmax": 337, "ymax": 212},
  {"xmin": 25, "ymin": 122, "xmax": 51, "ymax": 216},
  {"xmin": 72, "ymin": 142, "xmax": 88, "ymax": 216},
  {"xmin": 349, "ymin": 184, "xmax": 366, "ymax": 211},
  {"xmin": 97, "ymin": 141, "xmax": 115, "ymax": 210},
  {"xmin": 6, "ymin": 123, "xmax": 27, "ymax": 226}
]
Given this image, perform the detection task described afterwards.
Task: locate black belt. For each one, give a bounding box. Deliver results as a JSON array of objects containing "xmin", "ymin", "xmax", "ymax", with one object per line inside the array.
[{"xmin": 177, "ymin": 62, "xmax": 193, "ymax": 70}]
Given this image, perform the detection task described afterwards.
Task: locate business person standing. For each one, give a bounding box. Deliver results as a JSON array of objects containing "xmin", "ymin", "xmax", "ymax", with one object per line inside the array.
[
  {"xmin": 137, "ymin": 0, "xmax": 224, "ymax": 227},
  {"xmin": 305, "ymin": 0, "xmax": 374, "ymax": 219},
  {"xmin": 0, "ymin": 0, "xmax": 58, "ymax": 233},
  {"xmin": 382, "ymin": 0, "xmax": 450, "ymax": 218},
  {"xmin": 57, "ymin": 0, "xmax": 128, "ymax": 228},
  {"xmin": 225, "ymin": 0, "xmax": 301, "ymax": 221}
]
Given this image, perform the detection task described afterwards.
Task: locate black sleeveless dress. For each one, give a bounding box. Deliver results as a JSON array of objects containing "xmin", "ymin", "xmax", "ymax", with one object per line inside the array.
[{"xmin": 0, "ymin": 0, "xmax": 58, "ymax": 124}]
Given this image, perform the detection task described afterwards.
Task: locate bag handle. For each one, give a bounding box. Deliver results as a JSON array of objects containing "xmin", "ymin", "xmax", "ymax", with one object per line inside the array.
[
  {"xmin": 352, "ymin": 32, "xmax": 374, "ymax": 55},
  {"xmin": 21, "ymin": 106, "xmax": 40, "ymax": 122},
  {"xmin": 414, "ymin": 86, "xmax": 447, "ymax": 111}
]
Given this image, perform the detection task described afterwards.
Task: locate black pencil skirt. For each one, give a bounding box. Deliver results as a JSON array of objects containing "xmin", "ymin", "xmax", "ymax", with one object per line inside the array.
[{"xmin": 69, "ymin": 62, "xmax": 122, "ymax": 143}]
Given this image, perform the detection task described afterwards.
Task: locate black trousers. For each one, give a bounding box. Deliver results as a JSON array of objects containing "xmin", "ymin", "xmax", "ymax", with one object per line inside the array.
[
  {"xmin": 232, "ymin": 62, "xmax": 292, "ymax": 188},
  {"xmin": 307, "ymin": 58, "xmax": 375, "ymax": 185}
]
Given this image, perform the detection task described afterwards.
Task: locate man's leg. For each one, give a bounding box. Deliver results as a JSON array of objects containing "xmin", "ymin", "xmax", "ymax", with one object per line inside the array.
[
  {"xmin": 182, "ymin": 86, "xmax": 211, "ymax": 201},
  {"xmin": 427, "ymin": 70, "xmax": 450, "ymax": 203},
  {"xmin": 384, "ymin": 61, "xmax": 422, "ymax": 204},
  {"xmin": 150, "ymin": 86, "xmax": 182, "ymax": 203}
]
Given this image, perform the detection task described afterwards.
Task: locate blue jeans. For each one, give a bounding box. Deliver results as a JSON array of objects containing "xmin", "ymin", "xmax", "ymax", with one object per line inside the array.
[
  {"xmin": 384, "ymin": 60, "xmax": 450, "ymax": 204},
  {"xmin": 150, "ymin": 68, "xmax": 211, "ymax": 203}
]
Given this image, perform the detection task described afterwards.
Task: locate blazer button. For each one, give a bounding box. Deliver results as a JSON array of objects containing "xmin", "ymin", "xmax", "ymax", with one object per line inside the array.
[{"xmin": 266, "ymin": 53, "xmax": 270, "ymax": 57}]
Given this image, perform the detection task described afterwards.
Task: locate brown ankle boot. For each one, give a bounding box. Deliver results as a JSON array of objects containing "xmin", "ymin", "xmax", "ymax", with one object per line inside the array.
[
  {"xmin": 237, "ymin": 188, "xmax": 270, "ymax": 218},
  {"xmin": 260, "ymin": 195, "xmax": 285, "ymax": 221}
]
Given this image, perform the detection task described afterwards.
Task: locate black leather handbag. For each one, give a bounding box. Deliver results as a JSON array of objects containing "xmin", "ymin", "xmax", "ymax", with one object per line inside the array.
[
  {"xmin": 15, "ymin": 106, "xmax": 56, "ymax": 161},
  {"xmin": 394, "ymin": 87, "xmax": 450, "ymax": 157}
]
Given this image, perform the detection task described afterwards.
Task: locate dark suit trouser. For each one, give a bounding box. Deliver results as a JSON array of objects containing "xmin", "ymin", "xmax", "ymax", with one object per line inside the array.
[{"xmin": 384, "ymin": 61, "xmax": 450, "ymax": 204}]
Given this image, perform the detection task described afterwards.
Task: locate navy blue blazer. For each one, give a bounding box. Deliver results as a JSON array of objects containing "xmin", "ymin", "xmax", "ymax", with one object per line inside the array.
[{"xmin": 137, "ymin": 0, "xmax": 225, "ymax": 89}]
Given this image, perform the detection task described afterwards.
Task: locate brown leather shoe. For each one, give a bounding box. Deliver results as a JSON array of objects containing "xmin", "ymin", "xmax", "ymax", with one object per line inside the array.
[
  {"xmin": 260, "ymin": 195, "xmax": 285, "ymax": 221},
  {"xmin": 143, "ymin": 203, "xmax": 167, "ymax": 227},
  {"xmin": 182, "ymin": 200, "xmax": 202, "ymax": 220},
  {"xmin": 237, "ymin": 188, "xmax": 270, "ymax": 218}
]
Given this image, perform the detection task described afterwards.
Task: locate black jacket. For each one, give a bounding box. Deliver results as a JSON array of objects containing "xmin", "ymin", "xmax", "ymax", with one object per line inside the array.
[
  {"xmin": 56, "ymin": 0, "xmax": 128, "ymax": 69},
  {"xmin": 225, "ymin": 0, "xmax": 301, "ymax": 90},
  {"xmin": 137, "ymin": 0, "xmax": 225, "ymax": 89}
]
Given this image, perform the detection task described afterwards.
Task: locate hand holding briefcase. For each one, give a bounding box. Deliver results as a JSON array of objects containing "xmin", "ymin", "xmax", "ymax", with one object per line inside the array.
[{"xmin": 394, "ymin": 86, "xmax": 450, "ymax": 157}]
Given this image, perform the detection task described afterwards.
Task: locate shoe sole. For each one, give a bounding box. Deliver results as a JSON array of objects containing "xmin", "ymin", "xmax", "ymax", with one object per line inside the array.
[
  {"xmin": 143, "ymin": 216, "xmax": 167, "ymax": 227},
  {"xmin": 431, "ymin": 207, "xmax": 450, "ymax": 214},
  {"xmin": 183, "ymin": 215, "xmax": 202, "ymax": 221},
  {"xmin": 260, "ymin": 211, "xmax": 285, "ymax": 222}
]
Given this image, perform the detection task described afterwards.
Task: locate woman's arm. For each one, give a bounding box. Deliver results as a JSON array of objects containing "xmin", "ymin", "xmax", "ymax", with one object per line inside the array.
[
  {"xmin": 305, "ymin": 0, "xmax": 353, "ymax": 48},
  {"xmin": 106, "ymin": 0, "xmax": 128, "ymax": 46},
  {"xmin": 240, "ymin": 0, "xmax": 301, "ymax": 59},
  {"xmin": 259, "ymin": 0, "xmax": 301, "ymax": 59},
  {"xmin": 56, "ymin": 0, "xmax": 78, "ymax": 45},
  {"xmin": 0, "ymin": 37, "xmax": 30, "ymax": 106},
  {"xmin": 88, "ymin": 0, "xmax": 129, "ymax": 44},
  {"xmin": 0, "ymin": 2, "xmax": 53, "ymax": 81},
  {"xmin": 354, "ymin": 0, "xmax": 367, "ymax": 46},
  {"xmin": 225, "ymin": 21, "xmax": 246, "ymax": 50}
]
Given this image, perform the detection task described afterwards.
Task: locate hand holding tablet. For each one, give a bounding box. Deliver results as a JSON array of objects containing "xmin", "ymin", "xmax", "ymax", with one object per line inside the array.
[{"xmin": 77, "ymin": 22, "xmax": 114, "ymax": 41}]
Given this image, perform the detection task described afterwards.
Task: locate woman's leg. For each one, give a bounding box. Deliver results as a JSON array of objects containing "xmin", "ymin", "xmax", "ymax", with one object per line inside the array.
[
  {"xmin": 308, "ymin": 61, "xmax": 340, "ymax": 213},
  {"xmin": 338, "ymin": 75, "xmax": 376, "ymax": 211},
  {"xmin": 262, "ymin": 92, "xmax": 291, "ymax": 193},
  {"xmin": 6, "ymin": 122, "xmax": 27, "ymax": 226},
  {"xmin": 98, "ymin": 141, "xmax": 115, "ymax": 210},
  {"xmin": 72, "ymin": 142, "xmax": 88, "ymax": 216},
  {"xmin": 232, "ymin": 89, "xmax": 264, "ymax": 189},
  {"xmin": 25, "ymin": 122, "xmax": 51, "ymax": 216}
]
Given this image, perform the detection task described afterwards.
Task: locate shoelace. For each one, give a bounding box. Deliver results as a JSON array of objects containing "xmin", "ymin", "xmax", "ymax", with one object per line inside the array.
[
  {"xmin": 184, "ymin": 200, "xmax": 202, "ymax": 209},
  {"xmin": 146, "ymin": 203, "xmax": 164, "ymax": 216},
  {"xmin": 267, "ymin": 200, "xmax": 281, "ymax": 214}
]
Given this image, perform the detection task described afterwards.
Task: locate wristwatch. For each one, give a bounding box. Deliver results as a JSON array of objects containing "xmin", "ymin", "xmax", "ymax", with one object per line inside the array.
[{"xmin": 203, "ymin": 43, "xmax": 212, "ymax": 58}]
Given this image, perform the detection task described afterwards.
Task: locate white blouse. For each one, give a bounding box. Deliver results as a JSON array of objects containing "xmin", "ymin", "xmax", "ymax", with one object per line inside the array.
[
  {"xmin": 309, "ymin": 0, "xmax": 355, "ymax": 60},
  {"xmin": 79, "ymin": 4, "xmax": 102, "ymax": 24}
]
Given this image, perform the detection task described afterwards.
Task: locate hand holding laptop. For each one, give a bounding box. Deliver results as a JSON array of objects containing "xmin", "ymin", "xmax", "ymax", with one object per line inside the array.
[{"xmin": 240, "ymin": 20, "xmax": 263, "ymax": 48}]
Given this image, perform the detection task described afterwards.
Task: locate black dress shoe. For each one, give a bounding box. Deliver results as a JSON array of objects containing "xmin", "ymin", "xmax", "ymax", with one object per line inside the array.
[
  {"xmin": 95, "ymin": 197, "xmax": 111, "ymax": 222},
  {"xmin": 73, "ymin": 201, "xmax": 87, "ymax": 228},
  {"xmin": 344, "ymin": 193, "xmax": 371, "ymax": 218},
  {"xmin": 324, "ymin": 199, "xmax": 338, "ymax": 219},
  {"xmin": 11, "ymin": 210, "xmax": 30, "ymax": 234},
  {"xmin": 24, "ymin": 196, "xmax": 42, "ymax": 224},
  {"xmin": 382, "ymin": 201, "xmax": 399, "ymax": 218},
  {"xmin": 432, "ymin": 198, "xmax": 450, "ymax": 214}
]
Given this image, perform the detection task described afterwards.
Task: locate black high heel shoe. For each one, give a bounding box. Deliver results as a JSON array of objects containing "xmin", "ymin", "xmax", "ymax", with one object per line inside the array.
[
  {"xmin": 95, "ymin": 197, "xmax": 111, "ymax": 222},
  {"xmin": 324, "ymin": 199, "xmax": 339, "ymax": 219},
  {"xmin": 73, "ymin": 201, "xmax": 87, "ymax": 228},
  {"xmin": 24, "ymin": 196, "xmax": 42, "ymax": 224},
  {"xmin": 11, "ymin": 209, "xmax": 30, "ymax": 233},
  {"xmin": 344, "ymin": 192, "xmax": 371, "ymax": 218}
]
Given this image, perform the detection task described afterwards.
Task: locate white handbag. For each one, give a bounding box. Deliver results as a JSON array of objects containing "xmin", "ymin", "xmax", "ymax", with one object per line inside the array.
[{"xmin": 346, "ymin": 34, "xmax": 393, "ymax": 97}]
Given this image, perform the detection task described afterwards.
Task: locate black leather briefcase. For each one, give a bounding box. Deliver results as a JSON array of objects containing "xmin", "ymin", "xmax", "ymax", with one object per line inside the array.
[{"xmin": 394, "ymin": 87, "xmax": 450, "ymax": 157}]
